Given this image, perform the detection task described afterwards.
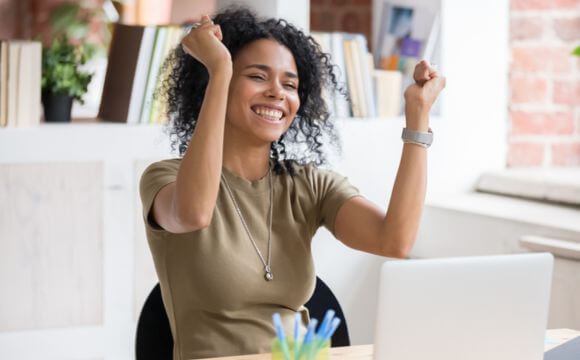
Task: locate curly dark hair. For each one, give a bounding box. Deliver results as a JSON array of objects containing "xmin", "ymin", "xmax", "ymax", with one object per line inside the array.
[{"xmin": 158, "ymin": 6, "xmax": 347, "ymax": 174}]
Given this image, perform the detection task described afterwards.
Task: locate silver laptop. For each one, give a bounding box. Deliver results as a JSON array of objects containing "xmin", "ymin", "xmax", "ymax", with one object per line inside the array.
[{"xmin": 373, "ymin": 253, "xmax": 554, "ymax": 360}]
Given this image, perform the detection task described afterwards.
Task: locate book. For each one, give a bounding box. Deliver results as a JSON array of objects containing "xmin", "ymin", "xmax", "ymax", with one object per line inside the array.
[
  {"xmin": 0, "ymin": 41, "xmax": 8, "ymax": 127},
  {"xmin": 99, "ymin": 24, "xmax": 149, "ymax": 123},
  {"xmin": 0, "ymin": 40, "xmax": 42, "ymax": 127},
  {"xmin": 353, "ymin": 34, "xmax": 376, "ymax": 117},
  {"xmin": 310, "ymin": 31, "xmax": 353, "ymax": 119},
  {"xmin": 373, "ymin": 69, "xmax": 402, "ymax": 117},
  {"xmin": 149, "ymin": 26, "xmax": 178, "ymax": 124},
  {"xmin": 342, "ymin": 38, "xmax": 362, "ymax": 117},
  {"xmin": 374, "ymin": 1, "xmax": 440, "ymax": 76},
  {"xmin": 7, "ymin": 41, "xmax": 20, "ymax": 128},
  {"xmin": 16, "ymin": 43, "xmax": 32, "ymax": 127},
  {"xmin": 30, "ymin": 42, "xmax": 42, "ymax": 127},
  {"xmin": 99, "ymin": 23, "xmax": 185, "ymax": 124},
  {"xmin": 329, "ymin": 33, "xmax": 351, "ymax": 118},
  {"xmin": 309, "ymin": 32, "xmax": 335, "ymax": 117},
  {"xmin": 311, "ymin": 32, "xmax": 376, "ymax": 118},
  {"xmin": 139, "ymin": 26, "xmax": 168, "ymax": 124},
  {"xmin": 346, "ymin": 38, "xmax": 367, "ymax": 117},
  {"xmin": 126, "ymin": 26, "xmax": 156, "ymax": 124},
  {"xmin": 16, "ymin": 42, "xmax": 41, "ymax": 127},
  {"xmin": 149, "ymin": 26, "xmax": 185, "ymax": 125},
  {"xmin": 0, "ymin": 41, "xmax": 42, "ymax": 128}
]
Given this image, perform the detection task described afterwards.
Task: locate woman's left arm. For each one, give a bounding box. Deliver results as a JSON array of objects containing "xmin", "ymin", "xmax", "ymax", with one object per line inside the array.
[{"xmin": 334, "ymin": 61, "xmax": 446, "ymax": 258}]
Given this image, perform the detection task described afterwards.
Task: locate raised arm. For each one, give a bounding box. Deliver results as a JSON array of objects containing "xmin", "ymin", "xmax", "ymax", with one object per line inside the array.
[
  {"xmin": 334, "ymin": 60, "xmax": 445, "ymax": 258},
  {"xmin": 153, "ymin": 16, "xmax": 232, "ymax": 233}
]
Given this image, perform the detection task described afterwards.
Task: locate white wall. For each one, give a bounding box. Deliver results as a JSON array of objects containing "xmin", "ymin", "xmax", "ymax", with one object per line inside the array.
[{"xmin": 216, "ymin": 0, "xmax": 310, "ymax": 32}]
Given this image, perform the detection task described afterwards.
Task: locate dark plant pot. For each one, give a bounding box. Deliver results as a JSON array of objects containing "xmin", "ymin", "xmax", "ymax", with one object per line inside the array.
[{"xmin": 42, "ymin": 91, "xmax": 73, "ymax": 122}]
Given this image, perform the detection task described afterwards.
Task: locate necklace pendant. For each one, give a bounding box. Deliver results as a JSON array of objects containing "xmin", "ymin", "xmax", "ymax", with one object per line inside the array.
[{"xmin": 264, "ymin": 266, "xmax": 273, "ymax": 281}]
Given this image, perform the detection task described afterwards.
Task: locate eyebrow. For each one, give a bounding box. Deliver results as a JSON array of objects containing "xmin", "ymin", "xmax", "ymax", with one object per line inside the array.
[{"xmin": 243, "ymin": 64, "xmax": 298, "ymax": 79}]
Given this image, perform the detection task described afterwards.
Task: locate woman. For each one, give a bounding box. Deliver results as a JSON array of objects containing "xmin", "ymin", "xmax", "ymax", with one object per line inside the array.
[{"xmin": 140, "ymin": 7, "xmax": 445, "ymax": 360}]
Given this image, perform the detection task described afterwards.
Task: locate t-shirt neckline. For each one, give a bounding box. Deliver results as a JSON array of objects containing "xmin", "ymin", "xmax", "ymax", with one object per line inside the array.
[{"xmin": 221, "ymin": 160, "xmax": 275, "ymax": 194}]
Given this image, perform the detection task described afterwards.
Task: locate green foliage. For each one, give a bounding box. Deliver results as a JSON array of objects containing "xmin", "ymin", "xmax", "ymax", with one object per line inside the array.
[
  {"xmin": 573, "ymin": 46, "xmax": 580, "ymax": 56},
  {"xmin": 41, "ymin": 36, "xmax": 93, "ymax": 103}
]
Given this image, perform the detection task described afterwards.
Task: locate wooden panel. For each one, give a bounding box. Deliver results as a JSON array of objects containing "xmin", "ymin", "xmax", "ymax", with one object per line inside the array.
[
  {"xmin": 0, "ymin": 162, "xmax": 103, "ymax": 330},
  {"xmin": 134, "ymin": 159, "xmax": 162, "ymax": 319}
]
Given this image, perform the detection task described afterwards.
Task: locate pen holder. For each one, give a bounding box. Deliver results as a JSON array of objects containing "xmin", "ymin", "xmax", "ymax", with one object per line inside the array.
[{"xmin": 271, "ymin": 339, "xmax": 330, "ymax": 360}]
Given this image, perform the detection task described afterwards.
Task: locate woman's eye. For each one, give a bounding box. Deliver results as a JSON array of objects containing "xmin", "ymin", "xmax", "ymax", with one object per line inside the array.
[
  {"xmin": 284, "ymin": 83, "xmax": 297, "ymax": 90},
  {"xmin": 249, "ymin": 75, "xmax": 265, "ymax": 81}
]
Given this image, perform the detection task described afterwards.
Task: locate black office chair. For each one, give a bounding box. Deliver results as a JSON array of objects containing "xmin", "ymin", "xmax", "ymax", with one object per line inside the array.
[
  {"xmin": 135, "ymin": 277, "xmax": 350, "ymax": 360},
  {"xmin": 304, "ymin": 277, "xmax": 351, "ymax": 347}
]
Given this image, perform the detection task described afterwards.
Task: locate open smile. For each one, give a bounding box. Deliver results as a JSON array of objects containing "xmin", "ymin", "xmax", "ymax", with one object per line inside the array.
[{"xmin": 251, "ymin": 105, "xmax": 286, "ymax": 123}]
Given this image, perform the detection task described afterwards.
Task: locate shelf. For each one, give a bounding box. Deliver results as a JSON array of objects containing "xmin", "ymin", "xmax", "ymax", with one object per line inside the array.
[
  {"xmin": 0, "ymin": 122, "xmax": 174, "ymax": 163},
  {"xmin": 0, "ymin": 115, "xmax": 442, "ymax": 164}
]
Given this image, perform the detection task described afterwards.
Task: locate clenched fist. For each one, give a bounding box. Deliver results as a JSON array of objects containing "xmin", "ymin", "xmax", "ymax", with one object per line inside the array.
[
  {"xmin": 181, "ymin": 15, "xmax": 232, "ymax": 76},
  {"xmin": 404, "ymin": 60, "xmax": 446, "ymax": 131}
]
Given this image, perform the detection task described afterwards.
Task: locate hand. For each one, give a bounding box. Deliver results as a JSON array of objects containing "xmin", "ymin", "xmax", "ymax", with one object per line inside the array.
[
  {"xmin": 404, "ymin": 60, "xmax": 446, "ymax": 131},
  {"xmin": 181, "ymin": 15, "xmax": 232, "ymax": 76}
]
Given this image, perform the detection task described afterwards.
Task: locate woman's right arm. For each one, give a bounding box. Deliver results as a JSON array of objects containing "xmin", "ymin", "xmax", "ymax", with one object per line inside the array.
[{"xmin": 153, "ymin": 16, "xmax": 232, "ymax": 233}]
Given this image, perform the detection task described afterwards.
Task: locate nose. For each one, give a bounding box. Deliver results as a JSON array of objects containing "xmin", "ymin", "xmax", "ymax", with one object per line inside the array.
[{"xmin": 265, "ymin": 81, "xmax": 285, "ymax": 100}]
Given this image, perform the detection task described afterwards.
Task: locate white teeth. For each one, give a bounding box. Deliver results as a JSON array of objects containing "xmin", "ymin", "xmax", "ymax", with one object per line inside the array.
[{"xmin": 254, "ymin": 107, "xmax": 283, "ymax": 120}]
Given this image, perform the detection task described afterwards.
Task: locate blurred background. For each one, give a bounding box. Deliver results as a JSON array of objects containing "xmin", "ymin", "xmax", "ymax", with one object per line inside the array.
[{"xmin": 0, "ymin": 0, "xmax": 578, "ymax": 359}]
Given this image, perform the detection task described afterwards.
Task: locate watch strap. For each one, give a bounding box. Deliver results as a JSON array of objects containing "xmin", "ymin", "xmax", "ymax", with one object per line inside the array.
[{"xmin": 402, "ymin": 127, "xmax": 433, "ymax": 148}]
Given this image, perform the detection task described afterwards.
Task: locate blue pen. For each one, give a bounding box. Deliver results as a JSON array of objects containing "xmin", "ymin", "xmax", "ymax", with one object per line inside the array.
[
  {"xmin": 322, "ymin": 317, "xmax": 341, "ymax": 341},
  {"xmin": 316, "ymin": 309, "xmax": 335, "ymax": 340},
  {"xmin": 293, "ymin": 313, "xmax": 301, "ymax": 360},
  {"xmin": 303, "ymin": 318, "xmax": 318, "ymax": 344},
  {"xmin": 312, "ymin": 318, "xmax": 341, "ymax": 358},
  {"xmin": 272, "ymin": 313, "xmax": 291, "ymax": 360},
  {"xmin": 296, "ymin": 318, "xmax": 317, "ymax": 360}
]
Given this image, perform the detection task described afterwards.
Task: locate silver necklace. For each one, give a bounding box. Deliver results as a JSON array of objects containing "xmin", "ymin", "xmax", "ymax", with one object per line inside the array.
[{"xmin": 221, "ymin": 166, "xmax": 274, "ymax": 281}]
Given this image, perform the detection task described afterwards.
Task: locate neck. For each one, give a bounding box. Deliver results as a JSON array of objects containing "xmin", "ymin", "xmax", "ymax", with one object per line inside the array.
[{"xmin": 223, "ymin": 132, "xmax": 271, "ymax": 181}]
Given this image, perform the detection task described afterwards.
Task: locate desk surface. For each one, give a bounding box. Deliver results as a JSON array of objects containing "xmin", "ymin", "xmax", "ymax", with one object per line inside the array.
[{"xmin": 198, "ymin": 329, "xmax": 580, "ymax": 360}]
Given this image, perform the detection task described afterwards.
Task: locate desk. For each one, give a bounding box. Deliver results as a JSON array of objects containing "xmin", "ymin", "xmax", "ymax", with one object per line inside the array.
[{"xmin": 199, "ymin": 329, "xmax": 580, "ymax": 360}]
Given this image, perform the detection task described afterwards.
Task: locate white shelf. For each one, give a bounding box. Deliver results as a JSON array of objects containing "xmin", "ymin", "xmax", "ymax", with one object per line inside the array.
[
  {"xmin": 0, "ymin": 122, "xmax": 175, "ymax": 163},
  {"xmin": 0, "ymin": 116, "xmax": 417, "ymax": 163}
]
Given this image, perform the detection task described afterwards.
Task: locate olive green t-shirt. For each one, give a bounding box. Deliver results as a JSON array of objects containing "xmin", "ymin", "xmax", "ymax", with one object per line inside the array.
[{"xmin": 139, "ymin": 159, "xmax": 360, "ymax": 360}]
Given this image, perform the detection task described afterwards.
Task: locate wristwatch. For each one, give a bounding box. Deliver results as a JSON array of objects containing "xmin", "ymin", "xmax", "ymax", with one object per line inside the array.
[{"xmin": 401, "ymin": 127, "xmax": 433, "ymax": 148}]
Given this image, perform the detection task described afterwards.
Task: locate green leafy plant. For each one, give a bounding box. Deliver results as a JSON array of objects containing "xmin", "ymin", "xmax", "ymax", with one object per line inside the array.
[
  {"xmin": 572, "ymin": 46, "xmax": 580, "ymax": 56},
  {"xmin": 41, "ymin": 36, "xmax": 93, "ymax": 103}
]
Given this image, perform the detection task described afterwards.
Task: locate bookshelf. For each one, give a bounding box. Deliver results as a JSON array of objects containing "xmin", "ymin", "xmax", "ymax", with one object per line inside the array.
[{"xmin": 0, "ymin": 0, "xmax": 510, "ymax": 358}]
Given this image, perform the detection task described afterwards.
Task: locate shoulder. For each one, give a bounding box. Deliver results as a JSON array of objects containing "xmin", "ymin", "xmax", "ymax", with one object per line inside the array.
[
  {"xmin": 141, "ymin": 158, "xmax": 181, "ymax": 182},
  {"xmin": 142, "ymin": 158, "xmax": 181, "ymax": 175},
  {"xmin": 294, "ymin": 161, "xmax": 346, "ymax": 182},
  {"xmin": 139, "ymin": 158, "xmax": 182, "ymax": 198},
  {"xmin": 284, "ymin": 161, "xmax": 349, "ymax": 195}
]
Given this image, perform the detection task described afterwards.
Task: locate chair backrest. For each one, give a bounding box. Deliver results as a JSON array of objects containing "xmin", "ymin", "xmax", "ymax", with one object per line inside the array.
[
  {"xmin": 135, "ymin": 277, "xmax": 350, "ymax": 360},
  {"xmin": 135, "ymin": 283, "xmax": 173, "ymax": 360},
  {"xmin": 305, "ymin": 277, "xmax": 351, "ymax": 347}
]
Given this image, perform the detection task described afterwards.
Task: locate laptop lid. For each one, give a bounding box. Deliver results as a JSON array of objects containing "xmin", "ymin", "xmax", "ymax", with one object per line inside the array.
[{"xmin": 373, "ymin": 253, "xmax": 553, "ymax": 360}]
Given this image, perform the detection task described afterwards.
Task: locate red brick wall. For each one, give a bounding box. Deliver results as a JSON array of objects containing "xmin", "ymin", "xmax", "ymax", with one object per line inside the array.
[
  {"xmin": 310, "ymin": 0, "xmax": 372, "ymax": 49},
  {"xmin": 508, "ymin": 0, "xmax": 580, "ymax": 167}
]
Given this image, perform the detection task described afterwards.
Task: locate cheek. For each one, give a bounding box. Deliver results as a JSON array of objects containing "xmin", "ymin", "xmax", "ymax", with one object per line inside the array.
[
  {"xmin": 289, "ymin": 94, "xmax": 301, "ymax": 115},
  {"xmin": 228, "ymin": 83, "xmax": 252, "ymax": 110}
]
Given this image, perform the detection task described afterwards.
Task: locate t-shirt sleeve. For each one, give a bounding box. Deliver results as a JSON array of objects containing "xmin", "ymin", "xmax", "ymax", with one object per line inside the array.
[
  {"xmin": 308, "ymin": 166, "xmax": 361, "ymax": 235},
  {"xmin": 139, "ymin": 159, "xmax": 180, "ymax": 231}
]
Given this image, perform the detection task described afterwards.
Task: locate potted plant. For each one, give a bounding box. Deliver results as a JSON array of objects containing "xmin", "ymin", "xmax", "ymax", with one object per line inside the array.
[{"xmin": 41, "ymin": 36, "xmax": 93, "ymax": 122}]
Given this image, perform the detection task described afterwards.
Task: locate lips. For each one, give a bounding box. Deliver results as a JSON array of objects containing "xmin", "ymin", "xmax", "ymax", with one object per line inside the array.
[{"xmin": 251, "ymin": 105, "xmax": 285, "ymax": 122}]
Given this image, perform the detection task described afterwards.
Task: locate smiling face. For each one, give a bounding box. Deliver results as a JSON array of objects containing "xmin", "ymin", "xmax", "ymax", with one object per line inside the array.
[{"xmin": 225, "ymin": 38, "xmax": 300, "ymax": 146}]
